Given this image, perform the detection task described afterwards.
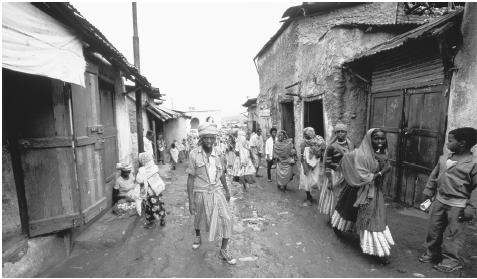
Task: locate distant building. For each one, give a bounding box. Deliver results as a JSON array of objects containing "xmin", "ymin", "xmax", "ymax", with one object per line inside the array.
[
  {"xmin": 242, "ymin": 97, "xmax": 258, "ymax": 132},
  {"xmin": 185, "ymin": 109, "xmax": 223, "ymax": 130}
]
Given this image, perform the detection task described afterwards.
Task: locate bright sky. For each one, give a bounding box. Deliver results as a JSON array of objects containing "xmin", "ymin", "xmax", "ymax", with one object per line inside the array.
[{"xmin": 72, "ymin": 1, "xmax": 299, "ymax": 117}]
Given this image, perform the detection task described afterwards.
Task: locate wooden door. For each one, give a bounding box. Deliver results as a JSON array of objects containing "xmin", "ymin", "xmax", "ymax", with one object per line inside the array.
[
  {"xmin": 369, "ymin": 90, "xmax": 404, "ymax": 199},
  {"xmin": 99, "ymin": 80, "xmax": 118, "ymax": 205},
  {"xmin": 281, "ymin": 102, "xmax": 295, "ymax": 139},
  {"xmin": 3, "ymin": 70, "xmax": 81, "ymax": 236},
  {"xmin": 399, "ymin": 85, "xmax": 447, "ymax": 206},
  {"xmin": 71, "ymin": 66, "xmax": 108, "ymax": 224}
]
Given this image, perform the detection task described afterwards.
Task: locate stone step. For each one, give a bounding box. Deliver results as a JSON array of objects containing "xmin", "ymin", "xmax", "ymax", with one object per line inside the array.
[{"xmin": 73, "ymin": 209, "xmax": 139, "ymax": 250}]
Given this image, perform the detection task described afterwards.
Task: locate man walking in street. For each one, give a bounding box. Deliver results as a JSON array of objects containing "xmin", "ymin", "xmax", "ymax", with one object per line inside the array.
[
  {"xmin": 187, "ymin": 122, "xmax": 236, "ymax": 265},
  {"xmin": 250, "ymin": 128, "xmax": 264, "ymax": 177},
  {"xmin": 265, "ymin": 127, "xmax": 277, "ymax": 182}
]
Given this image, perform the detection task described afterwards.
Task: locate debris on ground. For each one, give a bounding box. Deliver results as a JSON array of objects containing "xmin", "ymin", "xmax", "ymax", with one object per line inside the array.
[
  {"xmin": 278, "ymin": 211, "xmax": 288, "ymax": 215},
  {"xmin": 413, "ymin": 273, "xmax": 425, "ymax": 278},
  {"xmin": 239, "ymin": 256, "xmax": 258, "ymax": 262}
]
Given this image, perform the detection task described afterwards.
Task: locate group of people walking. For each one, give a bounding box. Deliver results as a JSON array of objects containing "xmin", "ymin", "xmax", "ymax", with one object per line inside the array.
[{"xmin": 118, "ymin": 121, "xmax": 476, "ymax": 271}]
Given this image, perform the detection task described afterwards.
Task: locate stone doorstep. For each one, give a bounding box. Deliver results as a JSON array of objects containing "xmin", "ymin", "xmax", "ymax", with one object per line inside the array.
[
  {"xmin": 73, "ymin": 209, "xmax": 139, "ymax": 250},
  {"xmin": 2, "ymin": 234, "xmax": 67, "ymax": 278}
]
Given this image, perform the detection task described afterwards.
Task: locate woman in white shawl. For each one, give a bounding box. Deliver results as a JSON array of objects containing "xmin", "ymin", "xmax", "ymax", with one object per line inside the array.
[{"xmin": 232, "ymin": 130, "xmax": 255, "ymax": 191}]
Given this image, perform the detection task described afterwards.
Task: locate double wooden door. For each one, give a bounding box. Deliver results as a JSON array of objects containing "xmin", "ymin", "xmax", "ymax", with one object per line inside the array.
[
  {"xmin": 5, "ymin": 66, "xmax": 117, "ymax": 236},
  {"xmin": 369, "ymin": 84, "xmax": 448, "ymax": 207}
]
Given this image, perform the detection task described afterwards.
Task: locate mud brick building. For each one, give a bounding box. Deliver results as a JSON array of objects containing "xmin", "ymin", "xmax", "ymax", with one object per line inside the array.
[
  {"xmin": 254, "ymin": 2, "xmax": 435, "ymax": 146},
  {"xmin": 344, "ymin": 4, "xmax": 477, "ymax": 207}
]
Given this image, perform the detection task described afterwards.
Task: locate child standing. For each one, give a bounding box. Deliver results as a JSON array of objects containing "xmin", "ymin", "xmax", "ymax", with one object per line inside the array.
[
  {"xmin": 114, "ymin": 162, "xmax": 142, "ymax": 215},
  {"xmin": 136, "ymin": 152, "xmax": 166, "ymax": 228},
  {"xmin": 419, "ymin": 127, "xmax": 477, "ymax": 272}
]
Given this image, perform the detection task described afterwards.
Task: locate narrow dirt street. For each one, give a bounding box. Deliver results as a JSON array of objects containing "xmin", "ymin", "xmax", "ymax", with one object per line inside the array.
[{"xmin": 42, "ymin": 162, "xmax": 476, "ymax": 278}]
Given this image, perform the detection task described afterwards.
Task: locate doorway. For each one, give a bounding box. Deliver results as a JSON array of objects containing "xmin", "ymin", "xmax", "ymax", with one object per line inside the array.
[
  {"xmin": 303, "ymin": 99, "xmax": 325, "ymax": 138},
  {"xmin": 281, "ymin": 102, "xmax": 295, "ymax": 139}
]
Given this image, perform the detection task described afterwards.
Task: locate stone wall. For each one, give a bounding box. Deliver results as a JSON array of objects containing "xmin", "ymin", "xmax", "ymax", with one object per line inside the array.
[
  {"xmin": 256, "ymin": 2, "xmax": 401, "ymax": 148},
  {"xmin": 447, "ymin": 3, "xmax": 477, "ymax": 156},
  {"xmin": 163, "ymin": 117, "xmax": 188, "ymax": 148}
]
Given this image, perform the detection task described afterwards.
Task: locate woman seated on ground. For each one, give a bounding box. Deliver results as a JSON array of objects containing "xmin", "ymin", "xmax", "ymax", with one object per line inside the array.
[
  {"xmin": 114, "ymin": 162, "xmax": 142, "ymax": 216},
  {"xmin": 136, "ymin": 152, "xmax": 167, "ymax": 228},
  {"xmin": 274, "ymin": 130, "xmax": 296, "ymax": 192},
  {"xmin": 330, "ymin": 128, "xmax": 394, "ymax": 264}
]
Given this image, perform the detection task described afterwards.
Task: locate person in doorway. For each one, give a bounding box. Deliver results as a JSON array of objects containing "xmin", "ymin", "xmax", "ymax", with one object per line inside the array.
[
  {"xmin": 319, "ymin": 123, "xmax": 355, "ymax": 218},
  {"xmin": 419, "ymin": 127, "xmax": 477, "ymax": 273},
  {"xmin": 274, "ymin": 130, "xmax": 296, "ymax": 192},
  {"xmin": 265, "ymin": 128, "xmax": 278, "ymax": 182},
  {"xmin": 136, "ymin": 152, "xmax": 166, "ymax": 228},
  {"xmin": 250, "ymin": 128, "xmax": 265, "ymax": 177},
  {"xmin": 114, "ymin": 162, "xmax": 142, "ymax": 215},
  {"xmin": 157, "ymin": 134, "xmax": 166, "ymax": 165},
  {"xmin": 170, "ymin": 142, "xmax": 179, "ymax": 170},
  {"xmin": 186, "ymin": 123, "xmax": 236, "ymax": 265},
  {"xmin": 331, "ymin": 128, "xmax": 394, "ymax": 264},
  {"xmin": 144, "ymin": 130, "xmax": 154, "ymax": 157},
  {"xmin": 299, "ymin": 127, "xmax": 326, "ymax": 206}
]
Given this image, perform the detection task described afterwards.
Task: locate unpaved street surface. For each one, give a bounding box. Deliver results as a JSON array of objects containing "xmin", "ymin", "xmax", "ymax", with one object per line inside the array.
[{"xmin": 42, "ymin": 163, "xmax": 476, "ymax": 278}]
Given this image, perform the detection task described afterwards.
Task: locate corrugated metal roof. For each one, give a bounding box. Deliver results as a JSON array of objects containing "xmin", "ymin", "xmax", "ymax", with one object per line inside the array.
[
  {"xmin": 146, "ymin": 103, "xmax": 188, "ymax": 121},
  {"xmin": 32, "ymin": 2, "xmax": 156, "ymax": 94},
  {"xmin": 345, "ymin": 9, "xmax": 464, "ymax": 65},
  {"xmin": 242, "ymin": 98, "xmax": 257, "ymax": 107}
]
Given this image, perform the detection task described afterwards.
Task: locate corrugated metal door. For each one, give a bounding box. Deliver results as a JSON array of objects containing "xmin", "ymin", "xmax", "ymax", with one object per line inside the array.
[
  {"xmin": 369, "ymin": 49, "xmax": 448, "ymax": 206},
  {"xmin": 4, "ymin": 70, "xmax": 81, "ymax": 236},
  {"xmin": 71, "ymin": 64, "xmax": 108, "ymax": 224}
]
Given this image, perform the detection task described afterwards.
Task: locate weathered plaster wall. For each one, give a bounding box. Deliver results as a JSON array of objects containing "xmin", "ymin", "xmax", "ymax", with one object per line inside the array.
[
  {"xmin": 163, "ymin": 117, "xmax": 188, "ymax": 148},
  {"xmin": 447, "ymin": 3, "xmax": 477, "ymax": 156},
  {"xmin": 114, "ymin": 76, "xmax": 133, "ymax": 165},
  {"xmin": 2, "ymin": 140, "xmax": 22, "ymax": 241},
  {"xmin": 127, "ymin": 93, "xmax": 151, "ymax": 162},
  {"xmin": 256, "ymin": 2, "xmax": 400, "ymax": 147},
  {"xmin": 256, "ymin": 22, "xmax": 298, "ymax": 138}
]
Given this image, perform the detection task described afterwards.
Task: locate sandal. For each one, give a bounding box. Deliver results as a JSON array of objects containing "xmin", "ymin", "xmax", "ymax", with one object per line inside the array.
[{"xmin": 433, "ymin": 261, "xmax": 462, "ymax": 273}]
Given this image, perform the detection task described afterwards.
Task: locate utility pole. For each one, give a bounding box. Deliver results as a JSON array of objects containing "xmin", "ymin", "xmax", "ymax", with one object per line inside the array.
[{"xmin": 132, "ymin": 2, "xmax": 144, "ymax": 153}]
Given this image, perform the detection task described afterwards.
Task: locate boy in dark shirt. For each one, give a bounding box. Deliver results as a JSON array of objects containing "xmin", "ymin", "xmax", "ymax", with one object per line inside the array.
[{"xmin": 419, "ymin": 127, "xmax": 477, "ymax": 272}]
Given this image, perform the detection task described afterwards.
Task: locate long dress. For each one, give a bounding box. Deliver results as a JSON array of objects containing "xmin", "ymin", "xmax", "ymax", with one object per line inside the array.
[
  {"xmin": 299, "ymin": 147, "xmax": 320, "ymax": 191},
  {"xmin": 232, "ymin": 133, "xmax": 255, "ymax": 184},
  {"xmin": 274, "ymin": 138, "xmax": 294, "ymax": 187},
  {"xmin": 319, "ymin": 139, "xmax": 354, "ymax": 216},
  {"xmin": 356, "ymin": 153, "xmax": 394, "ymax": 257},
  {"xmin": 330, "ymin": 129, "xmax": 394, "ymax": 257}
]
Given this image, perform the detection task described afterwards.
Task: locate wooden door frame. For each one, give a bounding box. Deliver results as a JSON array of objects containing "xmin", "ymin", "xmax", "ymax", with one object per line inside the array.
[
  {"xmin": 368, "ymin": 89, "xmax": 405, "ymax": 201},
  {"xmin": 98, "ymin": 77, "xmax": 118, "ymax": 185}
]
